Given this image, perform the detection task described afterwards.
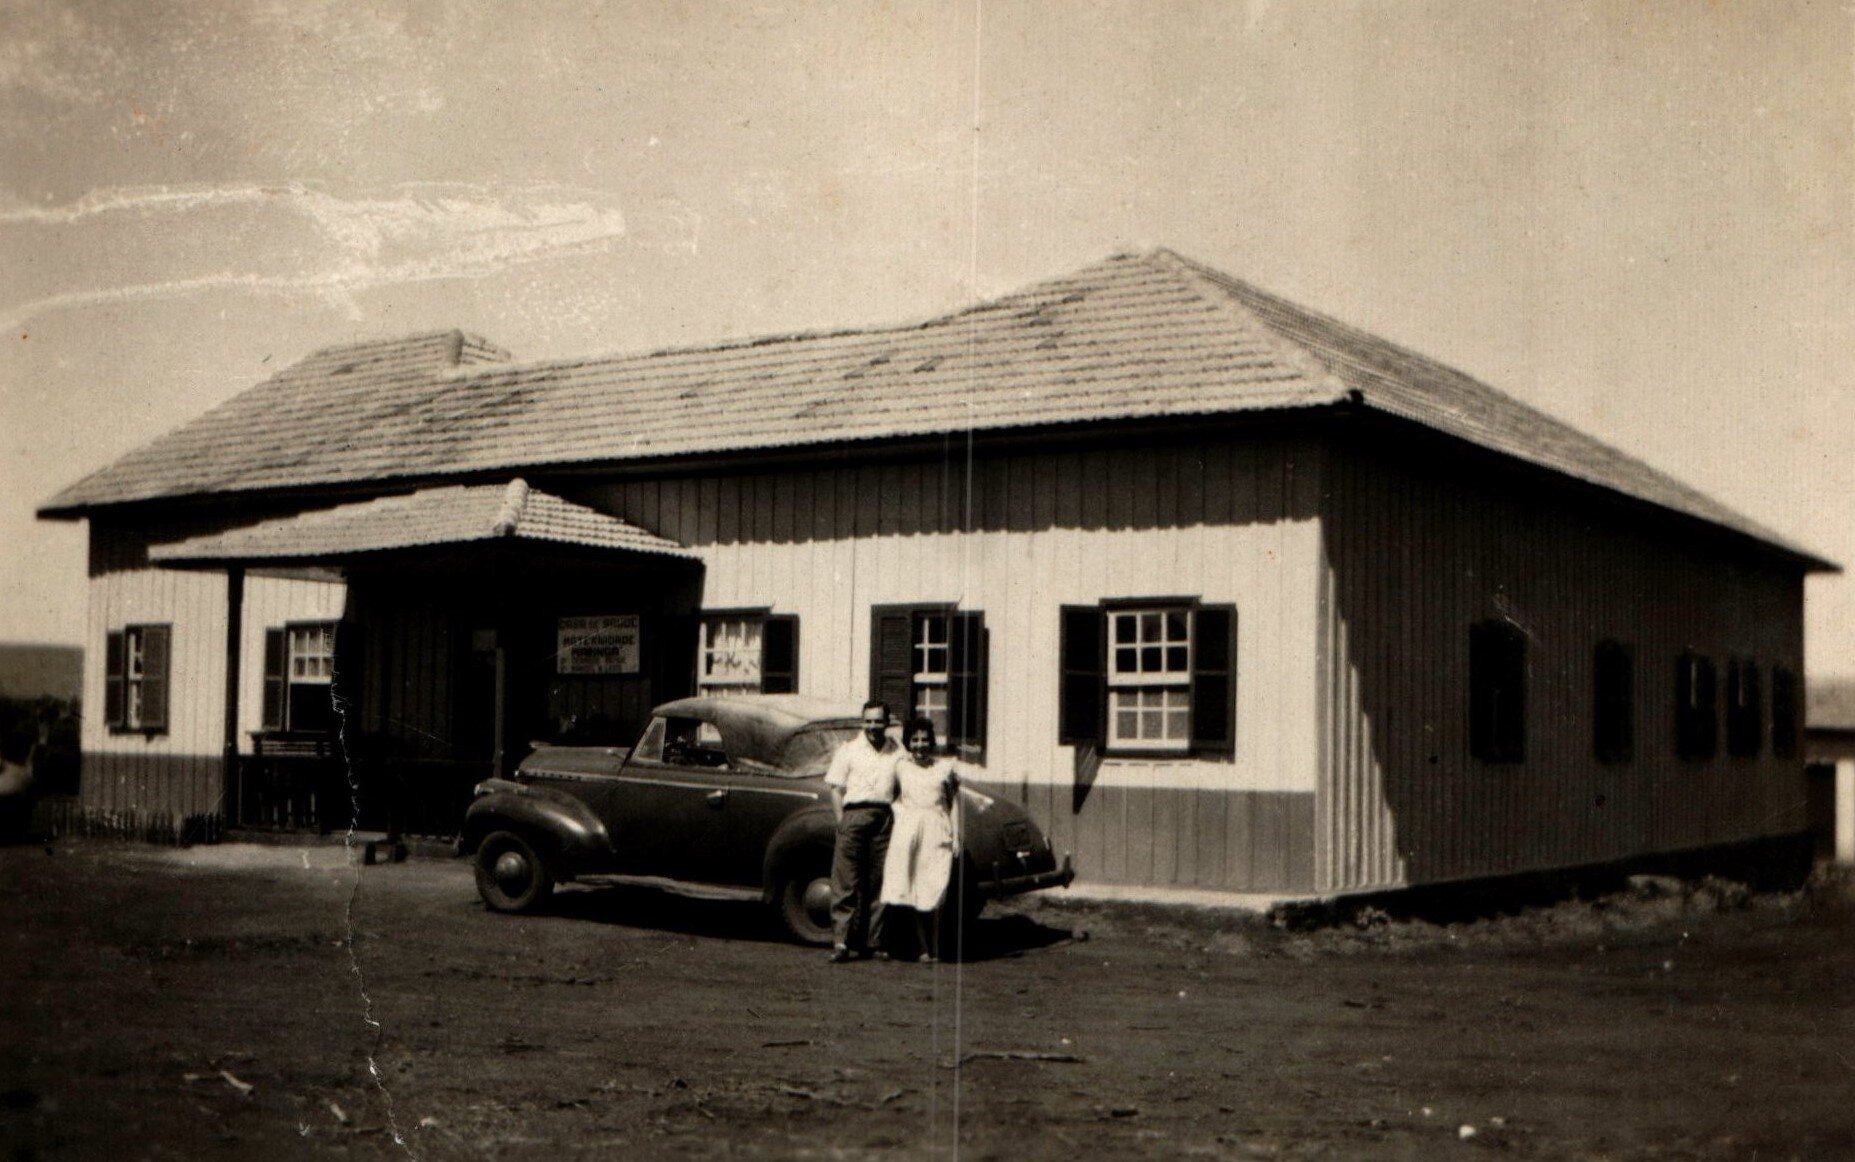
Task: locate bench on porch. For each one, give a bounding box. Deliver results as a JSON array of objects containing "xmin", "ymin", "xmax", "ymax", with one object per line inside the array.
[{"xmin": 232, "ymin": 731, "xmax": 352, "ymax": 834}]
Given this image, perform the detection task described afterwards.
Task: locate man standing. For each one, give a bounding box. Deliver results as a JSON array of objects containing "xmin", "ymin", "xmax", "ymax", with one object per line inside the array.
[{"xmin": 823, "ymin": 700, "xmax": 900, "ymax": 962}]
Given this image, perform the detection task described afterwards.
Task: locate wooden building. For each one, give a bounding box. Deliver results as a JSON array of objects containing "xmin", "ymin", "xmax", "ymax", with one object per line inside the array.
[{"xmin": 38, "ymin": 249, "xmax": 1834, "ymax": 897}]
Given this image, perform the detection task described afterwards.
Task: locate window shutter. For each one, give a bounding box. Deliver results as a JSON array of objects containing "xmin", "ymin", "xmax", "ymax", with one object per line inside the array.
[
  {"xmin": 761, "ymin": 615, "xmax": 799, "ymax": 694},
  {"xmin": 332, "ymin": 620, "xmax": 360, "ymax": 724},
  {"xmin": 1771, "ymin": 666, "xmax": 1799, "ymax": 758},
  {"xmin": 653, "ymin": 613, "xmax": 699, "ymax": 701},
  {"xmin": 1058, "ymin": 606, "xmax": 1104, "ymax": 744},
  {"xmin": 1470, "ymin": 620, "xmax": 1525, "ymax": 762},
  {"xmin": 262, "ymin": 628, "xmax": 287, "ymax": 730},
  {"xmin": 1676, "ymin": 652, "xmax": 1718, "ymax": 760},
  {"xmin": 947, "ymin": 610, "xmax": 988, "ymax": 762},
  {"xmin": 869, "ymin": 608, "xmax": 914, "ymax": 724},
  {"xmin": 140, "ymin": 625, "xmax": 170, "ymax": 731},
  {"xmin": 104, "ymin": 630, "xmax": 125, "ymax": 728},
  {"xmin": 1592, "ymin": 640, "xmax": 1634, "ymax": 763},
  {"xmin": 1191, "ymin": 605, "xmax": 1236, "ymax": 759}
]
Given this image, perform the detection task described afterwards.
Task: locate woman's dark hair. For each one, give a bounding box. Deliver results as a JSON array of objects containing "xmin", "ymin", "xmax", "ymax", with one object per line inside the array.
[{"xmin": 903, "ymin": 716, "xmax": 937, "ymax": 748}]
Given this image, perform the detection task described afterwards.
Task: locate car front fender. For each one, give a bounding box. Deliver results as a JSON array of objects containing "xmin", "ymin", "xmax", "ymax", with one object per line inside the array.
[
  {"xmin": 459, "ymin": 782, "xmax": 615, "ymax": 880},
  {"xmin": 760, "ymin": 803, "xmax": 838, "ymax": 903}
]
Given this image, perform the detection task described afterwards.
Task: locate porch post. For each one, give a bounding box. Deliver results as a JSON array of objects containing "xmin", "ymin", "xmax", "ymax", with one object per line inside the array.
[
  {"xmin": 222, "ymin": 566, "xmax": 245, "ymax": 828},
  {"xmin": 1837, "ymin": 758, "xmax": 1854, "ymax": 866},
  {"xmin": 492, "ymin": 643, "xmax": 507, "ymax": 778}
]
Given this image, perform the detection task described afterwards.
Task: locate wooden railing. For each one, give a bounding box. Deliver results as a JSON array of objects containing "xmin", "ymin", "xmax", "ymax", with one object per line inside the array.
[{"xmin": 232, "ymin": 733, "xmax": 486, "ymax": 839}]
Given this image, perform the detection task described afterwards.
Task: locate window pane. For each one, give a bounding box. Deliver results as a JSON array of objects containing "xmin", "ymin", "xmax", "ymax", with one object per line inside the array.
[
  {"xmin": 1166, "ymin": 645, "xmax": 1188, "ymax": 672},
  {"xmin": 1114, "ymin": 614, "xmax": 1136, "ymax": 644},
  {"xmin": 1140, "ymin": 611, "xmax": 1161, "ymax": 639},
  {"xmin": 700, "ymin": 617, "xmax": 763, "ymax": 689},
  {"xmin": 1165, "ymin": 610, "xmax": 1188, "ymax": 641},
  {"xmin": 1115, "ymin": 647, "xmax": 1138, "ymax": 674},
  {"xmin": 1141, "ymin": 645, "xmax": 1162, "ymax": 672}
]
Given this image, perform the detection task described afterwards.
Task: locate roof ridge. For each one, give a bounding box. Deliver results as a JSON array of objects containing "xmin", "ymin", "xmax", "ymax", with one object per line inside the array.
[
  {"xmin": 492, "ymin": 478, "xmax": 530, "ymax": 536},
  {"xmin": 1144, "ymin": 248, "xmax": 1352, "ymax": 400},
  {"xmin": 295, "ymin": 329, "xmax": 511, "ymax": 368}
]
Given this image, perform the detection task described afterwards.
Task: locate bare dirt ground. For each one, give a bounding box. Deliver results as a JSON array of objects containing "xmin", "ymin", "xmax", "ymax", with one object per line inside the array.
[{"xmin": 1, "ymin": 841, "xmax": 1851, "ymax": 1161}]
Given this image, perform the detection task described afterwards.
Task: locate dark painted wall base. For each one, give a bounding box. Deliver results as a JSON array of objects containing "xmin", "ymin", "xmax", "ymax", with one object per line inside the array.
[{"xmin": 1276, "ymin": 832, "xmax": 1817, "ymax": 928}]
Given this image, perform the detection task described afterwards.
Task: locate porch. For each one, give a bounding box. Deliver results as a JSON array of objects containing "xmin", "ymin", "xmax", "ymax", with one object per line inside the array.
[{"xmin": 150, "ymin": 479, "xmax": 703, "ymax": 838}]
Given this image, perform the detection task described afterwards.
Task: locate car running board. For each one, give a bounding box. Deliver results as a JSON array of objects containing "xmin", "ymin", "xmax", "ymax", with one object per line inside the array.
[{"xmin": 576, "ymin": 873, "xmax": 763, "ymax": 903}]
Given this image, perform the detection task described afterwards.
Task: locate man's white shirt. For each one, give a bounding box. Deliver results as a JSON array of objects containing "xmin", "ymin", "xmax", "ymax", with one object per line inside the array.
[{"xmin": 824, "ymin": 734, "xmax": 900, "ymax": 806}]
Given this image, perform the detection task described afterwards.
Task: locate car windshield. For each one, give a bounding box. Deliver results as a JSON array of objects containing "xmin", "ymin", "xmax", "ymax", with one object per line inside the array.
[{"xmin": 777, "ymin": 725, "xmax": 861, "ymax": 775}]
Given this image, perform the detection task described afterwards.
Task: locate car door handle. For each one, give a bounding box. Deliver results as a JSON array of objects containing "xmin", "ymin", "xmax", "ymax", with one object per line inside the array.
[{"xmin": 705, "ymin": 790, "xmax": 728, "ymax": 808}]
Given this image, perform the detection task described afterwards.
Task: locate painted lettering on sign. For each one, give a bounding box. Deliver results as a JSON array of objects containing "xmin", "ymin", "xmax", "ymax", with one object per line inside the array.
[{"xmin": 557, "ymin": 615, "xmax": 641, "ymax": 674}]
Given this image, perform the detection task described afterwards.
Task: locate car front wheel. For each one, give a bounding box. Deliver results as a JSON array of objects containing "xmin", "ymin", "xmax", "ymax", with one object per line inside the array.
[
  {"xmin": 474, "ymin": 830, "xmax": 555, "ymax": 913},
  {"xmin": 774, "ymin": 852, "xmax": 835, "ymax": 945}
]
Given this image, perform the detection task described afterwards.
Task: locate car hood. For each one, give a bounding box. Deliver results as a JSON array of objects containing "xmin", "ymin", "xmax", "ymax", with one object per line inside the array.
[{"xmin": 518, "ymin": 745, "xmax": 632, "ymax": 777}]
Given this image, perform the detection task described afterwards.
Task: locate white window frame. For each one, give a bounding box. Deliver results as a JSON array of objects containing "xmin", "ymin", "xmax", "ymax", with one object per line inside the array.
[
  {"xmin": 1106, "ymin": 607, "xmax": 1193, "ymax": 752},
  {"xmin": 288, "ymin": 623, "xmax": 336, "ymax": 686},
  {"xmin": 697, "ymin": 616, "xmax": 765, "ymax": 695},
  {"xmin": 913, "ymin": 612, "xmax": 951, "ymax": 742},
  {"xmin": 124, "ymin": 626, "xmax": 158, "ymax": 730}
]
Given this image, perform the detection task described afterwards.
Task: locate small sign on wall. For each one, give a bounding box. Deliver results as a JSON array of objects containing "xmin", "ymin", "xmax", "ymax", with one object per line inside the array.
[{"xmin": 557, "ymin": 615, "xmax": 641, "ymax": 675}]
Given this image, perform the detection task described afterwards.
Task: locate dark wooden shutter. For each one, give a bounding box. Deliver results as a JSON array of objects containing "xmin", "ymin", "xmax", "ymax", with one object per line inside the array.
[
  {"xmin": 262, "ymin": 628, "xmax": 287, "ymax": 730},
  {"xmin": 331, "ymin": 620, "xmax": 360, "ymax": 726},
  {"xmin": 1058, "ymin": 606, "xmax": 1104, "ymax": 744},
  {"xmin": 948, "ymin": 610, "xmax": 987, "ymax": 761},
  {"xmin": 1726, "ymin": 658, "xmax": 1762, "ymax": 757},
  {"xmin": 653, "ymin": 613, "xmax": 699, "ymax": 702},
  {"xmin": 104, "ymin": 630, "xmax": 125, "ymax": 727},
  {"xmin": 1771, "ymin": 666, "xmax": 1799, "ymax": 758},
  {"xmin": 1592, "ymin": 640, "xmax": 1634, "ymax": 763},
  {"xmin": 1676, "ymin": 651, "xmax": 1718, "ymax": 760},
  {"xmin": 1190, "ymin": 605, "xmax": 1236, "ymax": 759},
  {"xmin": 761, "ymin": 615, "xmax": 799, "ymax": 694},
  {"xmin": 1470, "ymin": 620, "xmax": 1525, "ymax": 763},
  {"xmin": 869, "ymin": 608, "xmax": 914, "ymax": 724},
  {"xmin": 139, "ymin": 625, "xmax": 170, "ymax": 732}
]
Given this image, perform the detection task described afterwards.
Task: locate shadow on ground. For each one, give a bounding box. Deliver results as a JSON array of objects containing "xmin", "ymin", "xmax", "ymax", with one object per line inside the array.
[{"xmin": 540, "ymin": 882, "xmax": 1078, "ymax": 961}]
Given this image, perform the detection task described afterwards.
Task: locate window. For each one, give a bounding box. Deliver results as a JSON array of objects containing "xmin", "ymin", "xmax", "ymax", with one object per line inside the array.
[
  {"xmin": 1593, "ymin": 640, "xmax": 1634, "ymax": 764},
  {"xmin": 1725, "ymin": 658, "xmax": 1762, "ymax": 758},
  {"xmin": 1675, "ymin": 651, "xmax": 1718, "ymax": 760},
  {"xmin": 871, "ymin": 606, "xmax": 987, "ymax": 760},
  {"xmin": 104, "ymin": 624, "xmax": 170, "ymax": 733},
  {"xmin": 1771, "ymin": 666, "xmax": 1799, "ymax": 758},
  {"xmin": 263, "ymin": 622, "xmax": 338, "ymax": 733},
  {"xmin": 1058, "ymin": 601, "xmax": 1235, "ymax": 759},
  {"xmin": 1469, "ymin": 620, "xmax": 1526, "ymax": 763},
  {"xmin": 696, "ymin": 613, "xmax": 798, "ymax": 695}
]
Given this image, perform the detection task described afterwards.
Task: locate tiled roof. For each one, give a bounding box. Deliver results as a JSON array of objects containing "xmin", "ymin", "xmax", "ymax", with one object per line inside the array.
[
  {"xmin": 148, "ymin": 479, "xmax": 696, "ymax": 564},
  {"xmin": 42, "ymin": 249, "xmax": 1831, "ymax": 568}
]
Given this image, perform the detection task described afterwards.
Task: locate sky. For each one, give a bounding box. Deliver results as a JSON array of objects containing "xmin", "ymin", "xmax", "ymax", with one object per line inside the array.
[{"xmin": 2, "ymin": 0, "xmax": 1851, "ymax": 677}]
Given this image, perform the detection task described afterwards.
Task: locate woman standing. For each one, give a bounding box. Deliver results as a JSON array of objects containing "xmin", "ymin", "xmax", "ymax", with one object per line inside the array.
[{"xmin": 879, "ymin": 717, "xmax": 962, "ymax": 962}]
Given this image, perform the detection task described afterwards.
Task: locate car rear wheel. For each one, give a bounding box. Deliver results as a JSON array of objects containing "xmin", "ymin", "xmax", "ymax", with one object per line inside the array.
[
  {"xmin": 474, "ymin": 830, "xmax": 554, "ymax": 913},
  {"xmin": 774, "ymin": 852, "xmax": 835, "ymax": 945}
]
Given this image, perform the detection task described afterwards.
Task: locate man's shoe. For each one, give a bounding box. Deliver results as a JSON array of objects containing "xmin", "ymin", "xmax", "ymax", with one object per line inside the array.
[
  {"xmin": 871, "ymin": 950, "xmax": 892, "ymax": 962},
  {"xmin": 827, "ymin": 945, "xmax": 852, "ymax": 964}
]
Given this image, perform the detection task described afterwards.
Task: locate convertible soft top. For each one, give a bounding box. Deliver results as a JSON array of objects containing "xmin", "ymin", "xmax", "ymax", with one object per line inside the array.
[{"xmin": 653, "ymin": 694, "xmax": 866, "ymax": 773}]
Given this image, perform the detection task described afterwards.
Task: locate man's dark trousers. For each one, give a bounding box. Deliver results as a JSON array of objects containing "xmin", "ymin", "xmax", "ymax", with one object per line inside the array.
[{"xmin": 830, "ymin": 804, "xmax": 891, "ymax": 952}]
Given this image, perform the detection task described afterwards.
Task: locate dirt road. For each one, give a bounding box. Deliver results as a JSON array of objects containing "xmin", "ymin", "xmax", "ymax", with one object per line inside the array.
[{"xmin": 1, "ymin": 841, "xmax": 1850, "ymax": 1159}]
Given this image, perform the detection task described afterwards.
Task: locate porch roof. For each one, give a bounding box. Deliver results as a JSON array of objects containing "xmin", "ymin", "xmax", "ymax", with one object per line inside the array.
[{"xmin": 148, "ymin": 478, "xmax": 697, "ymax": 566}]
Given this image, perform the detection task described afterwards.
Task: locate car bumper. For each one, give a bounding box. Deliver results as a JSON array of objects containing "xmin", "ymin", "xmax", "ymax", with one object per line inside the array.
[{"xmin": 976, "ymin": 853, "xmax": 1074, "ymax": 898}]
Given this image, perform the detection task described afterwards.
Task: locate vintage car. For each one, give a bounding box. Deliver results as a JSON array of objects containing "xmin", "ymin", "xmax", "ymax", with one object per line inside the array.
[{"xmin": 458, "ymin": 694, "xmax": 1074, "ymax": 943}]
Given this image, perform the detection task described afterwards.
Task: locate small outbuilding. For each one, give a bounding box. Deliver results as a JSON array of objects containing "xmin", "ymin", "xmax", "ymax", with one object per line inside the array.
[{"xmin": 38, "ymin": 249, "xmax": 1836, "ymax": 898}]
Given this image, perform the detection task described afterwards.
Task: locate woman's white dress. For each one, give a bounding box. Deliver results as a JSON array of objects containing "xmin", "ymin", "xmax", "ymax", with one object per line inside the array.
[{"xmin": 879, "ymin": 756, "xmax": 959, "ymax": 911}]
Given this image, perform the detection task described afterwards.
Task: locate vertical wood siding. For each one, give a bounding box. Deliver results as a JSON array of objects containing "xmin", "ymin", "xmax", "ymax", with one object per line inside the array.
[
  {"xmin": 580, "ymin": 432, "xmax": 1327, "ymax": 893},
  {"xmin": 237, "ymin": 576, "xmax": 347, "ymax": 748},
  {"xmin": 1316, "ymin": 434, "xmax": 1807, "ymax": 893},
  {"xmin": 81, "ymin": 522, "xmax": 231, "ymax": 827}
]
